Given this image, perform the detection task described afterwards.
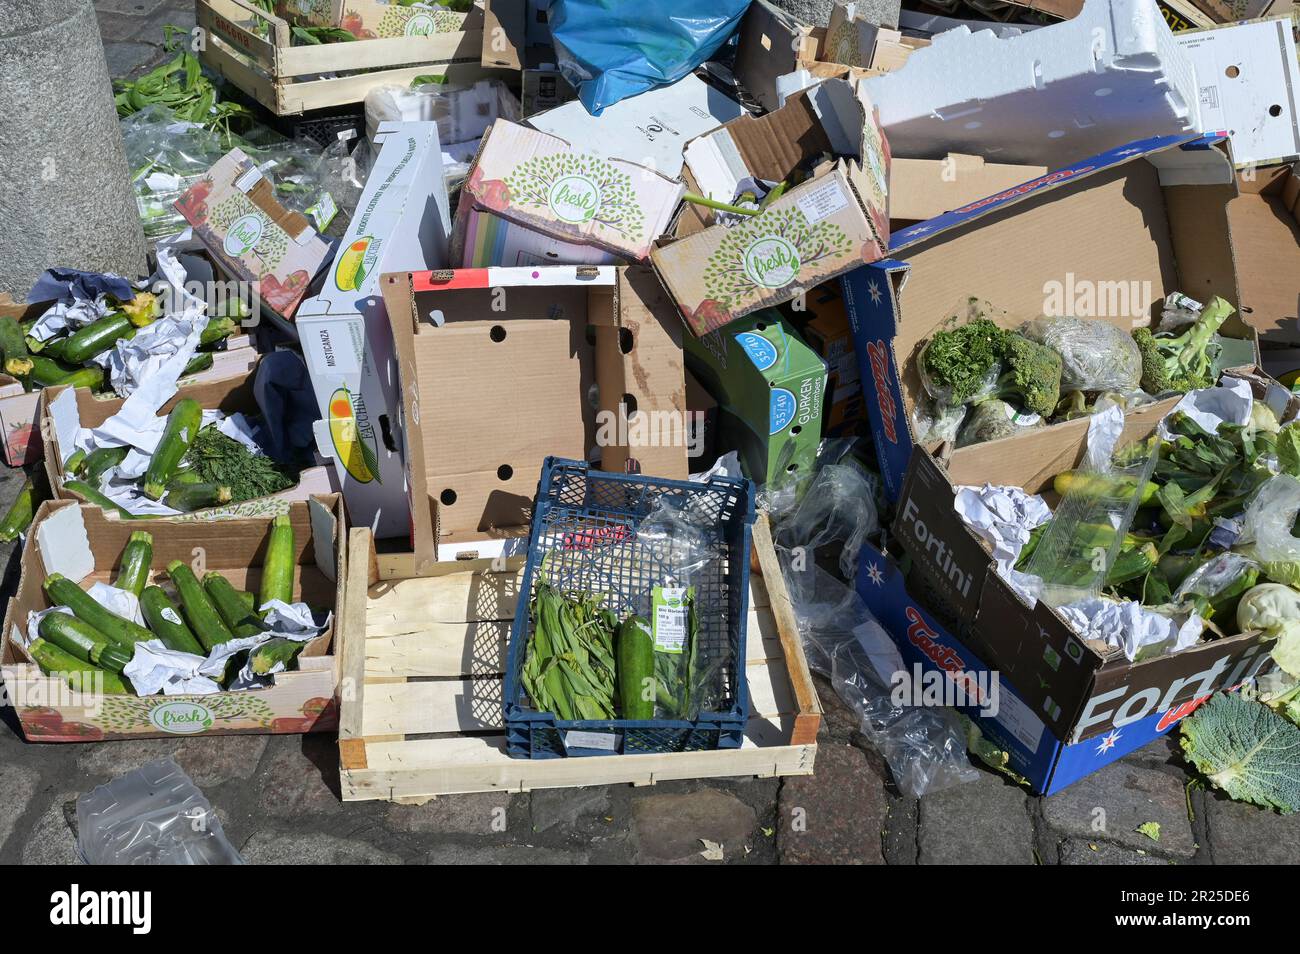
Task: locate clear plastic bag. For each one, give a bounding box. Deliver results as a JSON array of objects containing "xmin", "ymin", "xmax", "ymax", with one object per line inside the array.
[
  {"xmin": 1017, "ymin": 315, "xmax": 1143, "ymax": 392},
  {"xmin": 77, "ymin": 758, "xmax": 243, "ymax": 865},
  {"xmin": 913, "ymin": 396, "xmax": 968, "ymax": 446},
  {"xmin": 955, "ymin": 399, "xmax": 1041, "ymax": 447},
  {"xmin": 772, "ymin": 464, "xmax": 878, "ymax": 581},
  {"xmin": 1241, "ymin": 475, "xmax": 1300, "ymax": 564},
  {"xmin": 1173, "ymin": 551, "xmax": 1259, "ymax": 614},
  {"xmin": 364, "ymin": 79, "xmax": 520, "ymax": 146},
  {"xmin": 1157, "ymin": 292, "xmax": 1204, "ymax": 334},
  {"xmin": 917, "ymin": 298, "xmax": 1008, "ymax": 407}
]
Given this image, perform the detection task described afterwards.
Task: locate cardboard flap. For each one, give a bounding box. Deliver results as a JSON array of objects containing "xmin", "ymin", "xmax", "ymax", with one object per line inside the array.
[
  {"xmin": 48, "ymin": 387, "xmax": 81, "ymax": 469},
  {"xmin": 36, "ymin": 504, "xmax": 93, "ymax": 583},
  {"xmin": 309, "ymin": 495, "xmax": 338, "ymax": 584}
]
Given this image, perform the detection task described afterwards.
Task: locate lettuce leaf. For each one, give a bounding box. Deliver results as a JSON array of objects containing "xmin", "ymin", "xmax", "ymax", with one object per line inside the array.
[{"xmin": 1181, "ymin": 692, "xmax": 1300, "ymax": 813}]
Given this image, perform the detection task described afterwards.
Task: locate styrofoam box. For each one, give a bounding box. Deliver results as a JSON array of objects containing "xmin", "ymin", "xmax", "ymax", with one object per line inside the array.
[{"xmin": 863, "ymin": 0, "xmax": 1201, "ymax": 167}]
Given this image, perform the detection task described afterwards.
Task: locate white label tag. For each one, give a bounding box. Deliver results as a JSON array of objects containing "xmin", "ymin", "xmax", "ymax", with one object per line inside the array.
[
  {"xmin": 565, "ymin": 730, "xmax": 618, "ymax": 751},
  {"xmin": 162, "ymin": 607, "xmax": 182, "ymax": 626},
  {"xmin": 309, "ymin": 192, "xmax": 338, "ymax": 231},
  {"xmin": 654, "ymin": 586, "xmax": 689, "ymax": 653},
  {"xmin": 796, "ymin": 180, "xmax": 849, "ymax": 224}
]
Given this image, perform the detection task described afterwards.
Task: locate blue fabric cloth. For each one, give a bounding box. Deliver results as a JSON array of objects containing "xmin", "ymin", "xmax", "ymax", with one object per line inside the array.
[
  {"xmin": 253, "ymin": 349, "xmax": 320, "ymax": 465},
  {"xmin": 27, "ymin": 268, "xmax": 135, "ymax": 305},
  {"xmin": 549, "ymin": 0, "xmax": 751, "ymax": 115}
]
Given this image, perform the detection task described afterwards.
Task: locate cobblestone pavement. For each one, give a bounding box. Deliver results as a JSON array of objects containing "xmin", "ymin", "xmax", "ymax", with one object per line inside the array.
[{"xmin": 1, "ymin": 0, "xmax": 1291, "ymax": 865}]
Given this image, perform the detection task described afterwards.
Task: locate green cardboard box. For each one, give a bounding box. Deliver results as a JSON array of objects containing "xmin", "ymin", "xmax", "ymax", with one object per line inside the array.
[{"xmin": 684, "ymin": 309, "xmax": 828, "ymax": 485}]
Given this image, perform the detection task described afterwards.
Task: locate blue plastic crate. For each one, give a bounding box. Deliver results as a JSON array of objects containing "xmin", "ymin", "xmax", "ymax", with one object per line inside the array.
[{"xmin": 503, "ymin": 458, "xmax": 757, "ymax": 758}]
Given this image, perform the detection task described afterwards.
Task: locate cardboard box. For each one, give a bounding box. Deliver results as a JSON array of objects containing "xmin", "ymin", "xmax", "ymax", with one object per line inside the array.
[
  {"xmin": 862, "ymin": 0, "xmax": 1200, "ymax": 167},
  {"xmin": 1229, "ymin": 163, "xmax": 1300, "ymax": 344},
  {"xmin": 887, "ymin": 370, "xmax": 1290, "ymax": 755},
  {"xmin": 175, "ymin": 148, "xmax": 332, "ymax": 323},
  {"xmin": 522, "ymin": 67, "xmax": 577, "ymax": 116},
  {"xmin": 845, "ymin": 132, "xmax": 1254, "ymax": 502},
  {"xmin": 453, "ymin": 120, "xmax": 685, "ymax": 267},
  {"xmin": 684, "ymin": 310, "xmax": 828, "ymax": 486},
  {"xmin": 379, "ymin": 265, "xmax": 693, "ymax": 570},
  {"xmin": 1, "ymin": 495, "xmax": 344, "ymax": 742},
  {"xmin": 652, "ymin": 78, "xmax": 891, "ymax": 336},
  {"xmin": 479, "ymin": 0, "xmax": 573, "ymax": 115},
  {"xmin": 297, "ymin": 121, "xmax": 452, "ymax": 540},
  {"xmin": 787, "ymin": 281, "xmax": 867, "ymax": 436},
  {"xmin": 889, "ymin": 154, "xmax": 1048, "ymax": 226},
  {"xmin": 855, "ymin": 539, "xmax": 1261, "ymax": 794},
  {"xmin": 276, "ymin": 0, "xmax": 471, "ymax": 36},
  {"xmin": 42, "ymin": 370, "xmax": 337, "ymax": 520},
  {"xmin": 1184, "ymin": 0, "xmax": 1276, "ymax": 22}
]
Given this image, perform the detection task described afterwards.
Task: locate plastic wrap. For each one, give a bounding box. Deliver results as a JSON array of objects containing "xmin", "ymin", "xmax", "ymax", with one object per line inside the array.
[
  {"xmin": 364, "ymin": 78, "xmax": 520, "ymax": 145},
  {"xmin": 955, "ymin": 399, "xmax": 1040, "ymax": 447},
  {"xmin": 1241, "ymin": 475, "xmax": 1300, "ymax": 564},
  {"xmin": 913, "ymin": 396, "xmax": 967, "ymax": 446},
  {"xmin": 772, "ymin": 464, "xmax": 878, "ymax": 581},
  {"xmin": 548, "ymin": 0, "xmax": 750, "ymax": 114},
  {"xmin": 1157, "ymin": 292, "xmax": 1203, "ymax": 334},
  {"xmin": 1017, "ymin": 315, "xmax": 1143, "ymax": 392},
  {"xmin": 76, "ymin": 758, "xmax": 243, "ymax": 865},
  {"xmin": 917, "ymin": 298, "xmax": 1008, "ymax": 406}
]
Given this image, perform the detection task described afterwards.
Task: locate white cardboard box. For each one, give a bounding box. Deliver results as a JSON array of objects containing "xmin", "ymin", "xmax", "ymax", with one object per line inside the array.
[{"xmin": 297, "ymin": 121, "xmax": 452, "ymax": 540}]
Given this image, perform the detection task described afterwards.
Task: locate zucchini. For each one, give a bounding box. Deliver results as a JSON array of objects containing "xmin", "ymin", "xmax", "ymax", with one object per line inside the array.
[
  {"xmin": 166, "ymin": 560, "xmax": 234, "ymax": 650},
  {"xmin": 143, "ymin": 398, "xmax": 202, "ymax": 499},
  {"xmin": 37, "ymin": 611, "xmax": 131, "ymax": 673},
  {"xmin": 170, "ymin": 468, "xmax": 202, "ymax": 486},
  {"xmin": 65, "ymin": 448, "xmax": 88, "ymax": 475},
  {"xmin": 180, "ymin": 352, "xmax": 213, "ymax": 377},
  {"xmin": 33, "ymin": 336, "xmax": 67, "ymax": 359},
  {"xmin": 28, "ymin": 355, "xmax": 102, "ymax": 389},
  {"xmin": 114, "ymin": 530, "xmax": 153, "ymax": 596},
  {"xmin": 164, "ymin": 481, "xmax": 231, "ymax": 512},
  {"xmin": 61, "ymin": 314, "xmax": 135, "ymax": 364},
  {"xmin": 29, "ymin": 637, "xmax": 130, "ymax": 695},
  {"xmin": 139, "ymin": 585, "xmax": 205, "ymax": 654},
  {"xmin": 198, "ymin": 317, "xmax": 238, "ymax": 350},
  {"xmin": 258, "ymin": 515, "xmax": 295, "ymax": 609},
  {"xmin": 0, "ymin": 477, "xmax": 38, "ymax": 542},
  {"xmin": 0, "ymin": 316, "xmax": 33, "ymax": 378},
  {"xmin": 249, "ymin": 637, "xmax": 303, "ymax": 675},
  {"xmin": 616, "ymin": 615, "xmax": 655, "ymax": 720},
  {"xmin": 203, "ymin": 572, "xmax": 264, "ymax": 637},
  {"xmin": 62, "ymin": 480, "xmax": 135, "ymax": 520},
  {"xmin": 43, "ymin": 573, "xmax": 153, "ymax": 648},
  {"xmin": 1053, "ymin": 470, "xmax": 1159, "ymax": 506},
  {"xmin": 80, "ymin": 445, "xmax": 130, "ymax": 487}
]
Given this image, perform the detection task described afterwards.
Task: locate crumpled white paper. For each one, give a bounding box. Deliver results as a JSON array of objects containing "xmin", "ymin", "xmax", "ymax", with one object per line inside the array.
[
  {"xmin": 954, "ymin": 483, "xmax": 1053, "ymax": 605},
  {"xmin": 25, "ymin": 605, "xmax": 74, "ymax": 648},
  {"xmin": 29, "ymin": 295, "xmax": 111, "ymax": 344},
  {"xmin": 1083, "ymin": 401, "xmax": 1125, "ymax": 472},
  {"xmin": 1157, "ymin": 378, "xmax": 1253, "ymax": 440},
  {"xmin": 85, "ymin": 582, "xmax": 144, "ymax": 626},
  {"xmin": 1058, "ymin": 596, "xmax": 1203, "ymax": 662}
]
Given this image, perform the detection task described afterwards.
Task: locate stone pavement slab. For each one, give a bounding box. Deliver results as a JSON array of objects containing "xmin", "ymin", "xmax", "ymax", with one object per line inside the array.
[
  {"xmin": 1041, "ymin": 762, "xmax": 1197, "ymax": 859},
  {"xmin": 918, "ymin": 772, "xmax": 1035, "ymax": 864},
  {"xmin": 778, "ymin": 742, "xmax": 888, "ymax": 864}
]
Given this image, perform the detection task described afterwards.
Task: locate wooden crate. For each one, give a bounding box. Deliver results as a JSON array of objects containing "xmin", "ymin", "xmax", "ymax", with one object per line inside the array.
[
  {"xmin": 196, "ymin": 0, "xmax": 493, "ymax": 115},
  {"xmin": 338, "ymin": 514, "xmax": 821, "ymax": 802}
]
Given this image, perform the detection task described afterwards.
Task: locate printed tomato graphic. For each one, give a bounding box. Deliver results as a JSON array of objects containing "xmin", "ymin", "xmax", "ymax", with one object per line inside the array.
[
  {"xmin": 690, "ymin": 298, "xmax": 729, "ymax": 335},
  {"xmin": 176, "ymin": 178, "xmax": 213, "ymax": 225},
  {"xmin": 479, "ymin": 178, "xmax": 511, "ymax": 209},
  {"xmin": 340, "ymin": 11, "xmax": 364, "ymax": 35},
  {"xmin": 327, "ymin": 387, "xmax": 381, "ymax": 484},
  {"xmin": 271, "ymin": 717, "xmax": 314, "ymax": 733}
]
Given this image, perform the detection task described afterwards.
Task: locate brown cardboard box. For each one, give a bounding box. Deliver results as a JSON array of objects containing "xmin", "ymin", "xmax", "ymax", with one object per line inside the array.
[
  {"xmin": 652, "ymin": 77, "xmax": 890, "ymax": 336},
  {"xmin": 890, "ymin": 154, "xmax": 1048, "ymax": 226},
  {"xmin": 1, "ymin": 495, "xmax": 344, "ymax": 741},
  {"xmin": 1228, "ymin": 163, "xmax": 1300, "ymax": 344},
  {"xmin": 892, "ymin": 370, "xmax": 1290, "ymax": 745},
  {"xmin": 1185, "ymin": 0, "xmax": 1276, "ymax": 21},
  {"xmin": 41, "ymin": 364, "xmax": 336, "ymax": 520},
  {"xmin": 379, "ymin": 265, "xmax": 692, "ymax": 569}
]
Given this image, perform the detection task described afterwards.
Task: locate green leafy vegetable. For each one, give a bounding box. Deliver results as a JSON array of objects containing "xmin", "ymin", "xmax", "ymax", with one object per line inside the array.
[
  {"xmin": 992, "ymin": 333, "xmax": 1063, "ymax": 418},
  {"xmin": 922, "ymin": 318, "xmax": 1006, "ymax": 405},
  {"xmin": 1132, "ymin": 296, "xmax": 1234, "ymax": 395},
  {"xmin": 1180, "ymin": 692, "xmax": 1300, "ymax": 813},
  {"xmin": 1277, "ymin": 423, "xmax": 1300, "ymax": 478},
  {"xmin": 182, "ymin": 425, "xmax": 298, "ymax": 503},
  {"xmin": 1134, "ymin": 821, "xmax": 1161, "ymax": 841}
]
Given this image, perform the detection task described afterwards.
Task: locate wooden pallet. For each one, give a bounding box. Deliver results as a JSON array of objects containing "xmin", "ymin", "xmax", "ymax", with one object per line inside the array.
[
  {"xmin": 337, "ymin": 514, "xmax": 821, "ymax": 803},
  {"xmin": 196, "ymin": 0, "xmax": 496, "ymax": 115}
]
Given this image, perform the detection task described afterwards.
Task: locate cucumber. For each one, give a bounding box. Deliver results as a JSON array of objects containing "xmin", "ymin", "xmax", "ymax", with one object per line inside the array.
[
  {"xmin": 164, "ymin": 481, "xmax": 231, "ymax": 512},
  {"xmin": 203, "ymin": 572, "xmax": 265, "ymax": 637},
  {"xmin": 0, "ymin": 477, "xmax": 38, "ymax": 542},
  {"xmin": 114, "ymin": 530, "xmax": 153, "ymax": 596},
  {"xmin": 37, "ymin": 611, "xmax": 131, "ymax": 673},
  {"xmin": 43, "ymin": 573, "xmax": 153, "ymax": 648},
  {"xmin": 63, "ymin": 480, "xmax": 135, "ymax": 520},
  {"xmin": 61, "ymin": 314, "xmax": 136, "ymax": 364},
  {"xmin": 249, "ymin": 637, "xmax": 303, "ymax": 675},
  {"xmin": 143, "ymin": 398, "xmax": 202, "ymax": 500},
  {"xmin": 166, "ymin": 560, "xmax": 234, "ymax": 651},
  {"xmin": 0, "ymin": 316, "xmax": 33, "ymax": 378},
  {"xmin": 180, "ymin": 352, "xmax": 213, "ymax": 378},
  {"xmin": 258, "ymin": 515, "xmax": 295, "ymax": 609},
  {"xmin": 29, "ymin": 637, "xmax": 130, "ymax": 695},
  {"xmin": 616, "ymin": 615, "xmax": 655, "ymax": 720},
  {"xmin": 80, "ymin": 445, "xmax": 130, "ymax": 487},
  {"xmin": 198, "ymin": 317, "xmax": 238, "ymax": 350},
  {"xmin": 139, "ymin": 585, "xmax": 205, "ymax": 655}
]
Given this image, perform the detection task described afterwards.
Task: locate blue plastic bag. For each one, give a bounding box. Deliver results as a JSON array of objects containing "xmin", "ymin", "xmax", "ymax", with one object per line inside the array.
[{"xmin": 549, "ymin": 0, "xmax": 751, "ymax": 115}]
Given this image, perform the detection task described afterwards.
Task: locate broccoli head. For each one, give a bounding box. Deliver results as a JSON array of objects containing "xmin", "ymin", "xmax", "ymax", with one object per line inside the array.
[
  {"xmin": 922, "ymin": 318, "xmax": 1006, "ymax": 404},
  {"xmin": 993, "ymin": 333, "xmax": 1062, "ymax": 418},
  {"xmin": 1133, "ymin": 296, "xmax": 1234, "ymax": 395}
]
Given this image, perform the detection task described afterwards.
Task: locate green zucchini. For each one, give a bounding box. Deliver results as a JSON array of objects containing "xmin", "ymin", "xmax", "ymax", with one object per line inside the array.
[
  {"xmin": 166, "ymin": 560, "xmax": 234, "ymax": 650},
  {"xmin": 198, "ymin": 317, "xmax": 238, "ymax": 350},
  {"xmin": 0, "ymin": 477, "xmax": 38, "ymax": 542},
  {"xmin": 0, "ymin": 316, "xmax": 33, "ymax": 378},
  {"xmin": 29, "ymin": 637, "xmax": 130, "ymax": 695},
  {"xmin": 169, "ymin": 468, "xmax": 202, "ymax": 486},
  {"xmin": 164, "ymin": 481, "xmax": 231, "ymax": 512},
  {"xmin": 249, "ymin": 637, "xmax": 303, "ymax": 675},
  {"xmin": 139, "ymin": 585, "xmax": 205, "ymax": 655},
  {"xmin": 80, "ymin": 445, "xmax": 130, "ymax": 487},
  {"xmin": 616, "ymin": 615, "xmax": 655, "ymax": 720},
  {"xmin": 37, "ymin": 611, "xmax": 131, "ymax": 673},
  {"xmin": 143, "ymin": 398, "xmax": 202, "ymax": 499},
  {"xmin": 203, "ymin": 572, "xmax": 265, "ymax": 637},
  {"xmin": 180, "ymin": 352, "xmax": 213, "ymax": 378},
  {"xmin": 61, "ymin": 314, "xmax": 136, "ymax": 364},
  {"xmin": 65, "ymin": 448, "xmax": 88, "ymax": 475},
  {"xmin": 28, "ymin": 355, "xmax": 102, "ymax": 389},
  {"xmin": 114, "ymin": 530, "xmax": 153, "ymax": 596},
  {"xmin": 62, "ymin": 480, "xmax": 135, "ymax": 520},
  {"xmin": 34, "ymin": 336, "xmax": 67, "ymax": 360},
  {"xmin": 43, "ymin": 573, "xmax": 153, "ymax": 648},
  {"xmin": 258, "ymin": 515, "xmax": 295, "ymax": 609}
]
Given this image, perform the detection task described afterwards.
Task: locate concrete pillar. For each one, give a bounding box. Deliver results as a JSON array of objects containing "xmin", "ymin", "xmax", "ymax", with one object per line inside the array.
[{"xmin": 0, "ymin": 0, "xmax": 147, "ymax": 298}]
